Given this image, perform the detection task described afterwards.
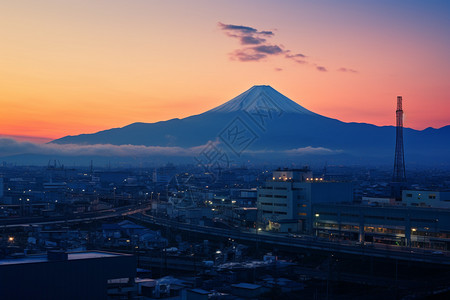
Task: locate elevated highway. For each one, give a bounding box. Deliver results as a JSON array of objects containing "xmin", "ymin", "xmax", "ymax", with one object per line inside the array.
[
  {"xmin": 130, "ymin": 213, "xmax": 450, "ymax": 266},
  {"xmin": 0, "ymin": 205, "xmax": 151, "ymax": 228}
]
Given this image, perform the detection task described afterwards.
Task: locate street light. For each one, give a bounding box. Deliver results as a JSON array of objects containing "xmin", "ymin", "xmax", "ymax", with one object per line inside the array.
[
  {"xmin": 255, "ymin": 227, "xmax": 262, "ymax": 255},
  {"xmin": 423, "ymin": 227, "xmax": 430, "ymax": 248},
  {"xmin": 411, "ymin": 228, "xmax": 417, "ymax": 248},
  {"xmin": 314, "ymin": 214, "xmax": 320, "ymax": 237}
]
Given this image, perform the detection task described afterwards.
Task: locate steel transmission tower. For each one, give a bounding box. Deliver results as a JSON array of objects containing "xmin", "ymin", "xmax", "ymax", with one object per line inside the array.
[{"xmin": 391, "ymin": 96, "xmax": 406, "ymax": 199}]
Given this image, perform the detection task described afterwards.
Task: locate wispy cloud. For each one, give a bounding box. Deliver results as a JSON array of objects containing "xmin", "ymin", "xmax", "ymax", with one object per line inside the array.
[
  {"xmin": 245, "ymin": 146, "xmax": 343, "ymax": 156},
  {"xmin": 0, "ymin": 134, "xmax": 52, "ymax": 143},
  {"xmin": 285, "ymin": 51, "xmax": 307, "ymax": 64},
  {"xmin": 218, "ymin": 22, "xmax": 329, "ymax": 71},
  {"xmin": 218, "ymin": 22, "xmax": 285, "ymax": 62},
  {"xmin": 252, "ymin": 45, "xmax": 283, "ymax": 54},
  {"xmin": 218, "ymin": 23, "xmax": 271, "ymax": 47},
  {"xmin": 0, "ymin": 138, "xmax": 343, "ymax": 160},
  {"xmin": 337, "ymin": 67, "xmax": 358, "ymax": 73},
  {"xmin": 230, "ymin": 44, "xmax": 286, "ymax": 62},
  {"xmin": 285, "ymin": 53, "xmax": 306, "ymax": 59},
  {"xmin": 283, "ymin": 146, "xmax": 342, "ymax": 155},
  {"xmin": 218, "ymin": 23, "xmax": 273, "ymax": 36},
  {"xmin": 240, "ymin": 35, "xmax": 266, "ymax": 45},
  {"xmin": 0, "ymin": 138, "xmax": 203, "ymax": 158},
  {"xmin": 219, "ymin": 22, "xmax": 358, "ymax": 74},
  {"xmin": 230, "ymin": 49, "xmax": 267, "ymax": 62}
]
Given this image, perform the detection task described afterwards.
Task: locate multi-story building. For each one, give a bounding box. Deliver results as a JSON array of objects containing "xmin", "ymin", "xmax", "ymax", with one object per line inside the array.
[
  {"xmin": 312, "ymin": 203, "xmax": 450, "ymax": 250},
  {"xmin": 236, "ymin": 188, "xmax": 257, "ymax": 207},
  {"xmin": 153, "ymin": 163, "xmax": 177, "ymax": 184},
  {"xmin": 402, "ymin": 190, "xmax": 450, "ymax": 209},
  {"xmin": 257, "ymin": 168, "xmax": 352, "ymax": 233}
]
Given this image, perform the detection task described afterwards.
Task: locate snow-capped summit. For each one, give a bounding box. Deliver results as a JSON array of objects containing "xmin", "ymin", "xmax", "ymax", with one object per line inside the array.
[{"xmin": 206, "ymin": 85, "xmax": 316, "ymax": 115}]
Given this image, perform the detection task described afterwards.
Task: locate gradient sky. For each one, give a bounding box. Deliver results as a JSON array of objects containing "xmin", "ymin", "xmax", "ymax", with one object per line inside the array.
[{"xmin": 1, "ymin": 0, "xmax": 449, "ymax": 142}]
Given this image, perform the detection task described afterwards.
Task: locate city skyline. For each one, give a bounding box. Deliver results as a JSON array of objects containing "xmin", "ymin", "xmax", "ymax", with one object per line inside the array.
[{"xmin": 1, "ymin": 0, "xmax": 449, "ymax": 142}]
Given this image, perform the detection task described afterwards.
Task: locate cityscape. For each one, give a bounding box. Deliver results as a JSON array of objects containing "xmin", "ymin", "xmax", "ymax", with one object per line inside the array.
[{"xmin": 1, "ymin": 1, "xmax": 450, "ymax": 300}]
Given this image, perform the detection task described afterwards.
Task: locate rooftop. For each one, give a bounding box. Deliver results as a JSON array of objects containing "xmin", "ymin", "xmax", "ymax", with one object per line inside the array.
[
  {"xmin": 0, "ymin": 251, "xmax": 130, "ymax": 266},
  {"xmin": 231, "ymin": 283, "xmax": 262, "ymax": 290}
]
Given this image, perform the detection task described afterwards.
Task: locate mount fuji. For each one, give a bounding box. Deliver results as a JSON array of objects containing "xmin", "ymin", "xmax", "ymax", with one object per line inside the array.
[{"xmin": 51, "ymin": 85, "xmax": 450, "ymax": 165}]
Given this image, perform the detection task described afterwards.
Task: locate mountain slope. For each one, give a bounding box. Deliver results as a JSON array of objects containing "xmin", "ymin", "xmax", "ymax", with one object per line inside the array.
[
  {"xmin": 53, "ymin": 85, "xmax": 319, "ymax": 147},
  {"xmin": 51, "ymin": 85, "xmax": 450, "ymax": 163}
]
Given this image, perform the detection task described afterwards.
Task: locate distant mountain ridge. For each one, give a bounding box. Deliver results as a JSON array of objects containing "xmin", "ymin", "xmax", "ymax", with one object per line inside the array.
[{"xmin": 51, "ymin": 85, "xmax": 450, "ymax": 165}]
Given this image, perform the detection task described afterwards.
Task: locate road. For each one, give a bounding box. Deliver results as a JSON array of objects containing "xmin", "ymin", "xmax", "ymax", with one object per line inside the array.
[
  {"xmin": 0, "ymin": 205, "xmax": 151, "ymax": 228},
  {"xmin": 2, "ymin": 207, "xmax": 449, "ymax": 266},
  {"xmin": 130, "ymin": 213, "xmax": 450, "ymax": 266}
]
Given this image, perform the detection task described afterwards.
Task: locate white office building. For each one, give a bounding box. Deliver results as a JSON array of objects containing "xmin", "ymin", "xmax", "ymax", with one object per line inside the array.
[
  {"xmin": 257, "ymin": 168, "xmax": 352, "ymax": 233},
  {"xmin": 402, "ymin": 190, "xmax": 450, "ymax": 209}
]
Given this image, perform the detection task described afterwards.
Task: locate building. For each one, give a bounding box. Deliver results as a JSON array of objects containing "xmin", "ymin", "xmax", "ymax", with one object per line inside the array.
[
  {"xmin": 0, "ymin": 177, "xmax": 3, "ymax": 199},
  {"xmin": 153, "ymin": 163, "xmax": 177, "ymax": 184},
  {"xmin": 186, "ymin": 288, "xmax": 210, "ymax": 300},
  {"xmin": 43, "ymin": 180, "xmax": 67, "ymax": 203},
  {"xmin": 257, "ymin": 168, "xmax": 352, "ymax": 233},
  {"xmin": 231, "ymin": 283, "xmax": 265, "ymax": 298},
  {"xmin": 233, "ymin": 207, "xmax": 258, "ymax": 228},
  {"xmin": 0, "ymin": 250, "xmax": 136, "ymax": 300},
  {"xmin": 312, "ymin": 203, "xmax": 450, "ymax": 250},
  {"xmin": 361, "ymin": 197, "xmax": 396, "ymax": 206},
  {"xmin": 402, "ymin": 190, "xmax": 450, "ymax": 209},
  {"xmin": 236, "ymin": 188, "xmax": 257, "ymax": 207}
]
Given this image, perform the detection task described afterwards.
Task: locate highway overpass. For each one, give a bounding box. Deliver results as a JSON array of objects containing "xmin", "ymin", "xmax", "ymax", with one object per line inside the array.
[{"xmin": 130, "ymin": 213, "xmax": 450, "ymax": 266}]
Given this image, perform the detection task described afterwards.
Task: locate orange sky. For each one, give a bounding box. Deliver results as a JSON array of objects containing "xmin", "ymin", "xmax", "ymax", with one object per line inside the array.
[{"xmin": 1, "ymin": 0, "xmax": 449, "ymax": 142}]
